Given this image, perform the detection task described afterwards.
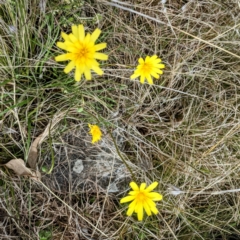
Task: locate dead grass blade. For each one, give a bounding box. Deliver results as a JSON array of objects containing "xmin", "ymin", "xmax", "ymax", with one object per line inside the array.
[{"xmin": 105, "ymin": 1, "xmax": 240, "ymax": 60}]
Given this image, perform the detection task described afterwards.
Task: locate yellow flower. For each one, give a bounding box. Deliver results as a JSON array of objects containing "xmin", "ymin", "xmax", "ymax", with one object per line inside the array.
[
  {"xmin": 55, "ymin": 24, "xmax": 108, "ymax": 81},
  {"xmin": 120, "ymin": 181, "xmax": 162, "ymax": 221},
  {"xmin": 130, "ymin": 55, "xmax": 165, "ymax": 84},
  {"xmin": 88, "ymin": 124, "xmax": 102, "ymax": 143}
]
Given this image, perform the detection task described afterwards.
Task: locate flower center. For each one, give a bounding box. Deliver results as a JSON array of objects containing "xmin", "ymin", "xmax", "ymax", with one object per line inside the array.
[
  {"xmin": 137, "ymin": 192, "xmax": 146, "ymax": 201},
  {"xmin": 142, "ymin": 63, "xmax": 152, "ymax": 73},
  {"xmin": 93, "ymin": 129, "xmax": 98, "ymax": 135},
  {"xmin": 78, "ymin": 46, "xmax": 89, "ymax": 58},
  {"xmin": 91, "ymin": 126, "xmax": 100, "ymax": 135}
]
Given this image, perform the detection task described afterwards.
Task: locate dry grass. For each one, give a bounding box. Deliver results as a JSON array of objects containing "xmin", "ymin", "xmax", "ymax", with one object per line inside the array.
[{"xmin": 1, "ymin": 0, "xmax": 240, "ymax": 239}]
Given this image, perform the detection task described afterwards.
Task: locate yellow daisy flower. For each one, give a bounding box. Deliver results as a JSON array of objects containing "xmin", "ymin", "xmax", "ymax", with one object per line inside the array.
[
  {"xmin": 88, "ymin": 124, "xmax": 102, "ymax": 143},
  {"xmin": 130, "ymin": 55, "xmax": 165, "ymax": 84},
  {"xmin": 55, "ymin": 24, "xmax": 108, "ymax": 81},
  {"xmin": 120, "ymin": 181, "xmax": 163, "ymax": 221}
]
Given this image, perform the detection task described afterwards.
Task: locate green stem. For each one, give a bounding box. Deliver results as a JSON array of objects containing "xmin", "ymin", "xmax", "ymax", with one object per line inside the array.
[{"xmin": 84, "ymin": 109, "xmax": 136, "ymax": 182}]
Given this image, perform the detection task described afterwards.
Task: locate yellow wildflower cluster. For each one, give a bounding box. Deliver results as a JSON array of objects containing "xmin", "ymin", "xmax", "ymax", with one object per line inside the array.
[
  {"xmin": 55, "ymin": 24, "xmax": 164, "ymax": 84},
  {"xmin": 55, "ymin": 24, "xmax": 164, "ymax": 221}
]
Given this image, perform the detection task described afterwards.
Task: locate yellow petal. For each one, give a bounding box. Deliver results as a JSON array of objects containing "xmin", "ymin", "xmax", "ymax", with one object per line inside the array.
[
  {"xmin": 134, "ymin": 201, "xmax": 140, "ymax": 213},
  {"xmin": 153, "ymin": 58, "xmax": 161, "ymax": 64},
  {"xmin": 94, "ymin": 43, "xmax": 107, "ymax": 51},
  {"xmin": 91, "ymin": 28, "xmax": 101, "ymax": 42},
  {"xmin": 151, "ymin": 55, "xmax": 158, "ymax": 60},
  {"xmin": 56, "ymin": 42, "xmax": 69, "ymax": 51},
  {"xmin": 130, "ymin": 72, "xmax": 140, "ymax": 79},
  {"xmin": 138, "ymin": 58, "xmax": 144, "ymax": 64},
  {"xmin": 146, "ymin": 192, "xmax": 163, "ymax": 201},
  {"xmin": 130, "ymin": 182, "xmax": 139, "ymax": 191},
  {"xmin": 140, "ymin": 183, "xmax": 146, "ymax": 191},
  {"xmin": 92, "ymin": 135, "xmax": 101, "ymax": 143},
  {"xmin": 136, "ymin": 202, "xmax": 144, "ymax": 221},
  {"xmin": 145, "ymin": 198, "xmax": 157, "ymax": 209},
  {"xmin": 59, "ymin": 42, "xmax": 78, "ymax": 53},
  {"xmin": 69, "ymin": 33, "xmax": 78, "ymax": 43},
  {"xmin": 72, "ymin": 25, "xmax": 79, "ymax": 39},
  {"xmin": 154, "ymin": 63, "xmax": 165, "ymax": 69},
  {"xmin": 92, "ymin": 59, "xmax": 101, "ymax": 66},
  {"xmin": 145, "ymin": 182, "xmax": 158, "ymax": 192},
  {"xmin": 84, "ymin": 59, "xmax": 93, "ymax": 68},
  {"xmin": 64, "ymin": 61, "xmax": 75, "ymax": 73},
  {"xmin": 83, "ymin": 33, "xmax": 91, "ymax": 44},
  {"xmin": 134, "ymin": 67, "xmax": 141, "ymax": 73},
  {"xmin": 150, "ymin": 71, "xmax": 160, "ymax": 79},
  {"xmin": 120, "ymin": 196, "xmax": 136, "ymax": 203},
  {"xmin": 86, "ymin": 58, "xmax": 99, "ymax": 68},
  {"xmin": 153, "ymin": 69, "xmax": 163, "ymax": 74},
  {"xmin": 78, "ymin": 24, "xmax": 85, "ymax": 41},
  {"xmin": 126, "ymin": 199, "xmax": 137, "ymax": 216},
  {"xmin": 153, "ymin": 68, "xmax": 163, "ymax": 74},
  {"xmin": 75, "ymin": 67, "xmax": 82, "ymax": 81},
  {"xmin": 140, "ymin": 75, "xmax": 145, "ymax": 84},
  {"xmin": 145, "ymin": 56, "xmax": 150, "ymax": 62},
  {"xmin": 94, "ymin": 52, "xmax": 108, "ymax": 60},
  {"xmin": 61, "ymin": 32, "xmax": 70, "ymax": 41},
  {"xmin": 92, "ymin": 65, "xmax": 103, "ymax": 75},
  {"xmin": 149, "ymin": 205, "xmax": 158, "ymax": 215},
  {"xmin": 128, "ymin": 191, "xmax": 138, "ymax": 196},
  {"xmin": 146, "ymin": 75, "xmax": 153, "ymax": 85},
  {"xmin": 75, "ymin": 57, "xmax": 84, "ymax": 67},
  {"xmin": 143, "ymin": 200, "xmax": 152, "ymax": 216},
  {"xmin": 55, "ymin": 53, "xmax": 71, "ymax": 62},
  {"xmin": 64, "ymin": 41, "xmax": 77, "ymax": 49},
  {"xmin": 84, "ymin": 69, "xmax": 92, "ymax": 80}
]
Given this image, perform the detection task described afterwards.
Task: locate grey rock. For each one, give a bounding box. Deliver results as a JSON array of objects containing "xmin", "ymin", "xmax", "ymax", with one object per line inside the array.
[{"xmin": 42, "ymin": 128, "xmax": 130, "ymax": 194}]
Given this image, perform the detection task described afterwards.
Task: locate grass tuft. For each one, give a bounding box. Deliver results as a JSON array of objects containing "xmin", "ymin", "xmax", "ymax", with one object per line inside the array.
[{"xmin": 1, "ymin": 0, "xmax": 240, "ymax": 239}]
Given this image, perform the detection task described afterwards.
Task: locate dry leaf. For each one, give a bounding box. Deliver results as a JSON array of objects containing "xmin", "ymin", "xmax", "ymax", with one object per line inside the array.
[
  {"xmin": 5, "ymin": 158, "xmax": 41, "ymax": 180},
  {"xmin": 27, "ymin": 134, "xmax": 42, "ymax": 170},
  {"xmin": 27, "ymin": 112, "xmax": 66, "ymax": 170},
  {"xmin": 5, "ymin": 158, "xmax": 32, "ymax": 176}
]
